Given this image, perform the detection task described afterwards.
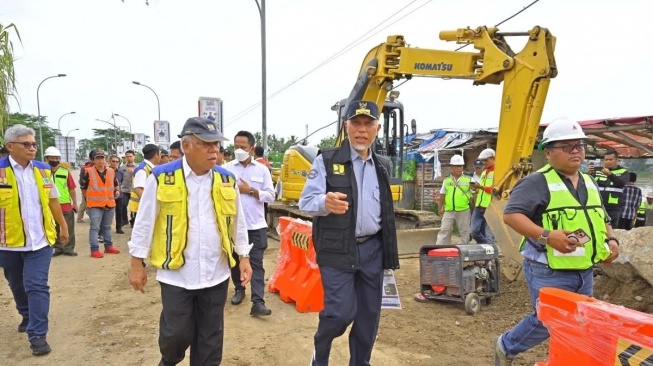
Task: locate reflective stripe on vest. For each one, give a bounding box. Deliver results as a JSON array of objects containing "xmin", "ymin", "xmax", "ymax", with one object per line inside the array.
[
  {"xmin": 475, "ymin": 168, "xmax": 494, "ymax": 208},
  {"xmin": 594, "ymin": 167, "xmax": 627, "ymax": 205},
  {"xmin": 0, "ymin": 162, "xmax": 57, "ymax": 247},
  {"xmin": 128, "ymin": 163, "xmax": 152, "ymax": 213},
  {"xmin": 443, "ymin": 175, "xmax": 472, "ymax": 212},
  {"xmin": 149, "ymin": 165, "xmax": 238, "ymax": 270},
  {"xmin": 86, "ymin": 167, "xmax": 116, "ymax": 208},
  {"xmin": 54, "ymin": 167, "xmax": 71, "ymax": 205},
  {"xmin": 524, "ymin": 165, "xmax": 610, "ymax": 270}
]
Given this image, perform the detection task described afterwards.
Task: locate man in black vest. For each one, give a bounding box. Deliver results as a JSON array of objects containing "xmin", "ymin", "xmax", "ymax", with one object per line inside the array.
[{"xmin": 299, "ymin": 100, "xmax": 399, "ymax": 366}]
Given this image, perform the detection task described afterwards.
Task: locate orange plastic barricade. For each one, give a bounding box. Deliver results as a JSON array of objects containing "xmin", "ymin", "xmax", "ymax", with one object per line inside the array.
[
  {"xmin": 535, "ymin": 287, "xmax": 653, "ymax": 366},
  {"xmin": 268, "ymin": 216, "xmax": 324, "ymax": 313}
]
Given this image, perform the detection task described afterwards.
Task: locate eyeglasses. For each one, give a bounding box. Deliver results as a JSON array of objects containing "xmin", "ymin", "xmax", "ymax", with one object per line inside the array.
[
  {"xmin": 9, "ymin": 142, "xmax": 38, "ymax": 149},
  {"xmin": 549, "ymin": 143, "xmax": 586, "ymax": 153}
]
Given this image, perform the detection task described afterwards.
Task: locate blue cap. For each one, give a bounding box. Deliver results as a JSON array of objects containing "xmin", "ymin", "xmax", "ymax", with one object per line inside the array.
[
  {"xmin": 178, "ymin": 117, "xmax": 227, "ymax": 142},
  {"xmin": 346, "ymin": 100, "xmax": 379, "ymax": 120},
  {"xmin": 473, "ymin": 159, "xmax": 484, "ymax": 167}
]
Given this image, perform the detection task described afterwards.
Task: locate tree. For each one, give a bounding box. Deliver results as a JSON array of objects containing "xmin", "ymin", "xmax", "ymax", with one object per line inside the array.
[
  {"xmin": 5, "ymin": 113, "xmax": 60, "ymax": 148},
  {"xmin": 0, "ymin": 23, "xmax": 21, "ymax": 140},
  {"xmin": 318, "ymin": 134, "xmax": 337, "ymax": 149}
]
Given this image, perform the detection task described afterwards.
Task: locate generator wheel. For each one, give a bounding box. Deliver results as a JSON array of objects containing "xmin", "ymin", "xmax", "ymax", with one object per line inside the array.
[{"xmin": 464, "ymin": 293, "xmax": 480, "ymax": 315}]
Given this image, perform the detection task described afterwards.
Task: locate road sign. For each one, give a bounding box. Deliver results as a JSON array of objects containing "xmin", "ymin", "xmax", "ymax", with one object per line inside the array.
[{"xmin": 198, "ymin": 97, "xmax": 223, "ymax": 133}]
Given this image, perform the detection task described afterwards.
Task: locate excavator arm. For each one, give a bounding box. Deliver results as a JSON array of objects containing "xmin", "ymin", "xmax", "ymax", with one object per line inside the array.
[{"xmin": 337, "ymin": 26, "xmax": 557, "ymax": 281}]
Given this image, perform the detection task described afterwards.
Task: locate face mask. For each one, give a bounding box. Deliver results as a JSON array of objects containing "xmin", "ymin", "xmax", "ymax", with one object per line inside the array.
[
  {"xmin": 48, "ymin": 161, "xmax": 59, "ymax": 168},
  {"xmin": 234, "ymin": 148, "xmax": 250, "ymax": 162}
]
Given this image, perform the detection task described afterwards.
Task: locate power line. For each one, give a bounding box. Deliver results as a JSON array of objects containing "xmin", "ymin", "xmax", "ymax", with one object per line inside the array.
[{"xmin": 224, "ymin": 0, "xmax": 431, "ymax": 126}]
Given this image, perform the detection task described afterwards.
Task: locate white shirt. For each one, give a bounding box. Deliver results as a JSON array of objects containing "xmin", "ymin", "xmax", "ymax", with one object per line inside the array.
[
  {"xmin": 224, "ymin": 159, "xmax": 275, "ymax": 230},
  {"xmin": 132, "ymin": 159, "xmax": 155, "ymax": 189},
  {"xmin": 128, "ymin": 157, "xmax": 252, "ymax": 290},
  {"xmin": 1, "ymin": 156, "xmax": 59, "ymax": 252}
]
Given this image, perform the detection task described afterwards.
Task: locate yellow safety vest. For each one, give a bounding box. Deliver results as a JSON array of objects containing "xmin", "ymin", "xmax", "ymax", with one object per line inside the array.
[
  {"xmin": 475, "ymin": 168, "xmax": 494, "ymax": 208},
  {"xmin": 149, "ymin": 162, "xmax": 238, "ymax": 270},
  {"xmin": 53, "ymin": 167, "xmax": 72, "ymax": 205},
  {"xmin": 443, "ymin": 175, "xmax": 472, "ymax": 212},
  {"xmin": 525, "ymin": 165, "xmax": 610, "ymax": 270},
  {"xmin": 128, "ymin": 162, "xmax": 152, "ymax": 213},
  {"xmin": 0, "ymin": 159, "xmax": 57, "ymax": 247}
]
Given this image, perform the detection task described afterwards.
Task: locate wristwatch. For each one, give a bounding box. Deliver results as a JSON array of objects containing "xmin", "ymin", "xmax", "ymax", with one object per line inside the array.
[
  {"xmin": 537, "ymin": 229, "xmax": 550, "ymax": 246},
  {"xmin": 239, "ymin": 254, "xmax": 250, "ymax": 259},
  {"xmin": 248, "ymin": 188, "xmax": 255, "ymax": 196}
]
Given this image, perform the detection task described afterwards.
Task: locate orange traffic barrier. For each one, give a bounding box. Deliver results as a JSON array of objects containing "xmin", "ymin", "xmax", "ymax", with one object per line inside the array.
[
  {"xmin": 535, "ymin": 287, "xmax": 653, "ymax": 366},
  {"xmin": 268, "ymin": 216, "xmax": 324, "ymax": 313}
]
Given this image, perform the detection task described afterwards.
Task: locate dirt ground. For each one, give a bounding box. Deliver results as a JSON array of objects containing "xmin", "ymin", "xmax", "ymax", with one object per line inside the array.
[{"xmin": 1, "ymin": 223, "xmax": 551, "ymax": 366}]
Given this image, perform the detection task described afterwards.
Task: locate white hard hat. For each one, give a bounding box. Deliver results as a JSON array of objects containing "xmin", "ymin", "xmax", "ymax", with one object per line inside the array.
[
  {"xmin": 478, "ymin": 148, "xmax": 495, "ymax": 160},
  {"xmin": 44, "ymin": 146, "xmax": 61, "ymax": 157},
  {"xmin": 450, "ymin": 155, "xmax": 465, "ymax": 166},
  {"xmin": 542, "ymin": 117, "xmax": 587, "ymax": 145}
]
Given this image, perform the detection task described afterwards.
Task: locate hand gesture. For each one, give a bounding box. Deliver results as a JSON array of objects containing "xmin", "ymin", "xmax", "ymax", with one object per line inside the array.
[
  {"xmin": 601, "ymin": 167, "xmax": 611, "ymax": 176},
  {"xmin": 237, "ymin": 178, "xmax": 251, "ymax": 194},
  {"xmin": 546, "ymin": 230, "xmax": 581, "ymax": 253},
  {"xmin": 325, "ymin": 192, "xmax": 349, "ymax": 215},
  {"xmin": 239, "ymin": 258, "xmax": 253, "ymax": 286}
]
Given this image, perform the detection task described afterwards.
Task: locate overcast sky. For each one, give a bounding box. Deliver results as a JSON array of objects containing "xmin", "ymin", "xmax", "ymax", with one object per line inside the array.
[{"xmin": 2, "ymin": 0, "xmax": 652, "ymax": 149}]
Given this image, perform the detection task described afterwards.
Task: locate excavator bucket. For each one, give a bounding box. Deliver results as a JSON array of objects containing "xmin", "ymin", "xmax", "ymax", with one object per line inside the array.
[{"xmin": 485, "ymin": 200, "xmax": 525, "ymax": 282}]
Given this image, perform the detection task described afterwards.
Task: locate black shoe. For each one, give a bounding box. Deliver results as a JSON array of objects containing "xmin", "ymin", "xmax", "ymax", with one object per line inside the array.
[
  {"xmin": 63, "ymin": 252, "xmax": 78, "ymax": 257},
  {"xmin": 250, "ymin": 302, "xmax": 272, "ymax": 316},
  {"xmin": 18, "ymin": 318, "xmax": 28, "ymax": 333},
  {"xmin": 30, "ymin": 337, "xmax": 51, "ymax": 356},
  {"xmin": 52, "ymin": 251, "xmax": 63, "ymax": 257},
  {"xmin": 116, "ymin": 229, "xmax": 125, "ymax": 234},
  {"xmin": 231, "ymin": 289, "xmax": 245, "ymax": 305},
  {"xmin": 98, "ymin": 236, "xmax": 104, "ymax": 243}
]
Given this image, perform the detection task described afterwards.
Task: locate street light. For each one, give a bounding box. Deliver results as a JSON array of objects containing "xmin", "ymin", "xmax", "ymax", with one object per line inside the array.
[
  {"xmin": 113, "ymin": 113, "xmax": 133, "ymax": 149},
  {"xmin": 254, "ymin": 0, "xmax": 267, "ymax": 152},
  {"xmin": 65, "ymin": 128, "xmax": 79, "ymax": 164},
  {"xmin": 132, "ymin": 81, "xmax": 161, "ymax": 121},
  {"xmin": 37, "ymin": 74, "xmax": 67, "ymax": 160},
  {"xmin": 58, "ymin": 111, "xmax": 76, "ymax": 131},
  {"xmin": 95, "ymin": 118, "xmax": 119, "ymax": 155}
]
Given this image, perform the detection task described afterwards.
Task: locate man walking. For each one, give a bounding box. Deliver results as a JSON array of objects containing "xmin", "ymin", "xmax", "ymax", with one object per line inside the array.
[
  {"xmin": 300, "ymin": 100, "xmax": 400, "ymax": 366},
  {"xmin": 129, "ymin": 117, "xmax": 252, "ymax": 366},
  {"xmin": 224, "ymin": 131, "xmax": 276, "ymax": 316},
  {"xmin": 128, "ymin": 144, "xmax": 160, "ymax": 223},
  {"xmin": 44, "ymin": 146, "xmax": 78, "ymax": 256},
  {"xmin": 80, "ymin": 149, "xmax": 121, "ymax": 258},
  {"xmin": 119, "ymin": 150, "xmax": 136, "ymax": 228},
  {"xmin": 588, "ymin": 149, "xmax": 628, "ymax": 227},
  {"xmin": 76, "ymin": 151, "xmax": 94, "ymax": 223},
  {"xmin": 494, "ymin": 118, "xmax": 619, "ymax": 365},
  {"xmin": 618, "ymin": 172, "xmax": 642, "ymax": 230},
  {"xmin": 0, "ymin": 125, "xmax": 69, "ymax": 355},
  {"xmin": 471, "ymin": 148, "xmax": 496, "ymax": 244},
  {"xmin": 109, "ymin": 154, "xmax": 126, "ymax": 234},
  {"xmin": 436, "ymin": 155, "xmax": 472, "ymax": 245}
]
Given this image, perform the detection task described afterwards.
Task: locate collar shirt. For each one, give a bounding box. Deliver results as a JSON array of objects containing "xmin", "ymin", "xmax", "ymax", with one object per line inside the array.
[
  {"xmin": 621, "ymin": 183, "xmax": 642, "ymax": 220},
  {"xmin": 132, "ymin": 159, "xmax": 155, "ymax": 190},
  {"xmin": 224, "ymin": 159, "xmax": 275, "ymax": 230},
  {"xmin": 349, "ymin": 145, "xmax": 382, "ymax": 237},
  {"xmin": 2, "ymin": 156, "xmax": 60, "ymax": 252},
  {"xmin": 119, "ymin": 163, "xmax": 136, "ymax": 193},
  {"xmin": 128, "ymin": 157, "xmax": 252, "ymax": 290}
]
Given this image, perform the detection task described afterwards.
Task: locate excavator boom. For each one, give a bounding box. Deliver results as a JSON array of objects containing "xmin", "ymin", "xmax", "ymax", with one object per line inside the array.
[{"xmin": 337, "ymin": 26, "xmax": 557, "ymax": 281}]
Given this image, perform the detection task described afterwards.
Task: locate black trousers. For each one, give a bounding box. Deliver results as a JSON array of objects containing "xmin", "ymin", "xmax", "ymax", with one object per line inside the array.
[
  {"xmin": 158, "ymin": 280, "xmax": 229, "ymax": 366},
  {"xmin": 312, "ymin": 235, "xmax": 384, "ymax": 366},
  {"xmin": 115, "ymin": 195, "xmax": 126, "ymax": 230},
  {"xmin": 605, "ymin": 206, "xmax": 623, "ymax": 228},
  {"xmin": 617, "ymin": 217, "xmax": 634, "ymax": 230},
  {"xmin": 230, "ymin": 228, "xmax": 268, "ymax": 303}
]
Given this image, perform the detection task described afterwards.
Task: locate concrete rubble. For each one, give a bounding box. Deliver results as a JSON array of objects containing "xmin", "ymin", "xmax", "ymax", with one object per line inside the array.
[{"xmin": 598, "ymin": 227, "xmax": 653, "ymax": 287}]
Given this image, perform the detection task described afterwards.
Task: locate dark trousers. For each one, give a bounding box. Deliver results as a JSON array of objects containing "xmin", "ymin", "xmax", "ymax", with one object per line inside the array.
[
  {"xmin": 0, "ymin": 245, "xmax": 52, "ymax": 340},
  {"xmin": 53, "ymin": 210, "xmax": 76, "ymax": 254},
  {"xmin": 606, "ymin": 206, "xmax": 623, "ymax": 228},
  {"xmin": 158, "ymin": 280, "xmax": 229, "ymax": 366},
  {"xmin": 313, "ymin": 236, "xmax": 384, "ymax": 366},
  {"xmin": 618, "ymin": 217, "xmax": 634, "ymax": 230},
  {"xmin": 115, "ymin": 195, "xmax": 126, "ymax": 230},
  {"xmin": 119, "ymin": 193, "xmax": 131, "ymax": 227},
  {"xmin": 230, "ymin": 228, "xmax": 268, "ymax": 303}
]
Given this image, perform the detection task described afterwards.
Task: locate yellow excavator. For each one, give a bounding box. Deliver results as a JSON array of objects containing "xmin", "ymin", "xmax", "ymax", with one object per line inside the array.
[{"xmin": 274, "ymin": 25, "xmax": 557, "ymax": 281}]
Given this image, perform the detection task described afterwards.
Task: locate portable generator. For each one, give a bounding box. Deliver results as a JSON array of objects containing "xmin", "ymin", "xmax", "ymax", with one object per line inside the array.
[{"xmin": 416, "ymin": 244, "xmax": 500, "ymax": 315}]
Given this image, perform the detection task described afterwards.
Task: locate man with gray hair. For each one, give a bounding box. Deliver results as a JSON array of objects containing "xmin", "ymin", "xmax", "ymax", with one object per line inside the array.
[{"xmin": 0, "ymin": 124, "xmax": 69, "ymax": 356}]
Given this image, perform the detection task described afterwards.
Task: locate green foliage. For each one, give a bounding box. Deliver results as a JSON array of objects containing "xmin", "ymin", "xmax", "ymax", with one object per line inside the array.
[
  {"xmin": 75, "ymin": 127, "xmax": 136, "ymax": 162},
  {"xmin": 0, "ymin": 23, "xmax": 21, "ymax": 138},
  {"xmin": 402, "ymin": 159, "xmax": 416, "ymax": 181},
  {"xmin": 318, "ymin": 134, "xmax": 337, "ymax": 149},
  {"xmin": 5, "ymin": 113, "xmax": 59, "ymax": 148}
]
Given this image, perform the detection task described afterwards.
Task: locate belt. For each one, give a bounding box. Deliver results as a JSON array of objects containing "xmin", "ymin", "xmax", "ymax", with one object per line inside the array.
[{"xmin": 356, "ymin": 232, "xmax": 379, "ymax": 244}]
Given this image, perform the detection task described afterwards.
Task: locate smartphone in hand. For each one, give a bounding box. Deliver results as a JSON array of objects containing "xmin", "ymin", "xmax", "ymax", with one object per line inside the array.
[{"xmin": 567, "ymin": 229, "xmax": 590, "ymax": 245}]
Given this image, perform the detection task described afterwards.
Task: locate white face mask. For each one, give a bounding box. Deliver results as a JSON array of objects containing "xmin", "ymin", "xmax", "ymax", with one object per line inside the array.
[{"xmin": 234, "ymin": 148, "xmax": 250, "ymax": 162}]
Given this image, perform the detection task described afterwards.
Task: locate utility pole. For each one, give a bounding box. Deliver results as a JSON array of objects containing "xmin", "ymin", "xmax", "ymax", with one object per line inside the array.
[{"xmin": 254, "ymin": 0, "xmax": 267, "ymax": 152}]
